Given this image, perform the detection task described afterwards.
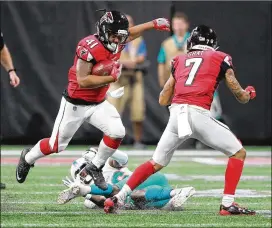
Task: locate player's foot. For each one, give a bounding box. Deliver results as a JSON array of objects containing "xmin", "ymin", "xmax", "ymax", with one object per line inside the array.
[
  {"xmin": 57, "ymin": 184, "xmax": 81, "ymax": 205},
  {"xmin": 164, "ymin": 187, "xmax": 196, "ymax": 210},
  {"xmin": 16, "ymin": 148, "xmax": 33, "ymax": 183},
  {"xmin": 104, "ymin": 196, "xmax": 119, "ymax": 214},
  {"xmin": 219, "ymin": 202, "xmax": 256, "ymax": 216},
  {"xmin": 85, "ymin": 162, "xmax": 107, "ymax": 190},
  {"xmin": 0, "ymin": 183, "xmax": 6, "ymax": 189}
]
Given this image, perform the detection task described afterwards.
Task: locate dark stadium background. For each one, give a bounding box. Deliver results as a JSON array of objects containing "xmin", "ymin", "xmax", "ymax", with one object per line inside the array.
[{"xmin": 1, "ymin": 1, "xmax": 271, "ymax": 145}]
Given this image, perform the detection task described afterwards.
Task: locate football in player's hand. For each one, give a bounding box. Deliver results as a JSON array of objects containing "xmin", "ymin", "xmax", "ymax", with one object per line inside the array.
[{"xmin": 91, "ymin": 60, "xmax": 115, "ymax": 76}]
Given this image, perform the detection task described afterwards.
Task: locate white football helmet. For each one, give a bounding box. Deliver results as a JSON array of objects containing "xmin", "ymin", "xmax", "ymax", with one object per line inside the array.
[{"xmin": 70, "ymin": 148, "xmax": 98, "ymax": 184}]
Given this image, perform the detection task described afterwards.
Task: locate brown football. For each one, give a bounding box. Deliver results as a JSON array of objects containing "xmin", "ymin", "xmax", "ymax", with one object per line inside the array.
[{"xmin": 91, "ymin": 60, "xmax": 115, "ymax": 76}]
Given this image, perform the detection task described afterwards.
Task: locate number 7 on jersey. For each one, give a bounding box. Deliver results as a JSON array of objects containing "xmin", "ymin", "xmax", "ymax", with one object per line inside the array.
[{"xmin": 185, "ymin": 58, "xmax": 203, "ymax": 86}]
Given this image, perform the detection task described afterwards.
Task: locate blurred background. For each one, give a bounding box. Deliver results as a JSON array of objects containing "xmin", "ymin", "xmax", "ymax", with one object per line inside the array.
[{"xmin": 1, "ymin": 1, "xmax": 271, "ymax": 147}]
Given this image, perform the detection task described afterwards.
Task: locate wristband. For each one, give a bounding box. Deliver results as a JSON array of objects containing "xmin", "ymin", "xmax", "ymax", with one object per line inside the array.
[{"xmin": 8, "ymin": 68, "xmax": 16, "ymax": 73}]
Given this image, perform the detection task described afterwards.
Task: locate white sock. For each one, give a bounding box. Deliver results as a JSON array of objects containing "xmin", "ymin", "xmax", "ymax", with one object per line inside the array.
[
  {"xmin": 91, "ymin": 139, "xmax": 116, "ymax": 169},
  {"xmin": 222, "ymin": 194, "xmax": 235, "ymax": 207},
  {"xmin": 116, "ymin": 184, "xmax": 132, "ymax": 203},
  {"xmin": 25, "ymin": 140, "xmax": 45, "ymax": 165}
]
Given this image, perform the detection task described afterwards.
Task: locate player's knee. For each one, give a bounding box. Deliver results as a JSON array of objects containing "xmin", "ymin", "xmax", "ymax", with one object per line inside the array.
[
  {"xmin": 107, "ymin": 122, "xmax": 126, "ymax": 139},
  {"xmin": 150, "ymin": 160, "xmax": 164, "ymax": 172},
  {"xmin": 232, "ymin": 148, "xmax": 246, "ymax": 160}
]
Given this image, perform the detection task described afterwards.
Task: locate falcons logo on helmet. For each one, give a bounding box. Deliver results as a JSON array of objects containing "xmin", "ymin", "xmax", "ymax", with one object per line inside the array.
[{"xmin": 100, "ymin": 12, "xmax": 114, "ymax": 24}]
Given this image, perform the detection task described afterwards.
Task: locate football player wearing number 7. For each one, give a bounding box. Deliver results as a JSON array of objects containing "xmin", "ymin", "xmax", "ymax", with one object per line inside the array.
[
  {"xmin": 104, "ymin": 25, "xmax": 257, "ymax": 215},
  {"xmin": 16, "ymin": 10, "xmax": 170, "ymax": 190}
]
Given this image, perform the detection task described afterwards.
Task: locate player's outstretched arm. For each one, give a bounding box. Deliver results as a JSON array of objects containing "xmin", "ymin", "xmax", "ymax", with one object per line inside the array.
[
  {"xmin": 76, "ymin": 59, "xmax": 115, "ymax": 88},
  {"xmin": 225, "ymin": 68, "xmax": 255, "ymax": 104},
  {"xmin": 126, "ymin": 18, "xmax": 170, "ymax": 43},
  {"xmin": 159, "ymin": 75, "xmax": 175, "ymax": 106}
]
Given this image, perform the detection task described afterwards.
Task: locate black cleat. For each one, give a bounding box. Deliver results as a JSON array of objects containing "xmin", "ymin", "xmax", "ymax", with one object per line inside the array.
[
  {"xmin": 16, "ymin": 148, "xmax": 33, "ymax": 183},
  {"xmin": 219, "ymin": 202, "xmax": 256, "ymax": 216},
  {"xmin": 84, "ymin": 162, "xmax": 108, "ymax": 190},
  {"xmin": 0, "ymin": 183, "xmax": 6, "ymax": 189}
]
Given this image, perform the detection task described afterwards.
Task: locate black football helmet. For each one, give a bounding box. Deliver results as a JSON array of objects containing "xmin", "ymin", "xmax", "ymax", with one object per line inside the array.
[
  {"xmin": 96, "ymin": 10, "xmax": 129, "ymax": 53},
  {"xmin": 187, "ymin": 25, "xmax": 218, "ymax": 51}
]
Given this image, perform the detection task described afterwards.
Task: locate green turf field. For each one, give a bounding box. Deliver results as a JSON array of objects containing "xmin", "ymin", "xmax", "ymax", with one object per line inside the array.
[{"xmin": 1, "ymin": 146, "xmax": 271, "ymax": 227}]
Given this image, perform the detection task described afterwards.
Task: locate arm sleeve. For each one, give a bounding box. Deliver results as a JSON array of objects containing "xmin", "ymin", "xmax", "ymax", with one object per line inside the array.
[
  {"xmin": 111, "ymin": 150, "xmax": 128, "ymax": 166},
  {"xmin": 137, "ymin": 39, "xmax": 147, "ymax": 57},
  {"xmin": 0, "ymin": 32, "xmax": 4, "ymax": 51},
  {"xmin": 157, "ymin": 46, "xmax": 166, "ymax": 64},
  {"xmin": 220, "ymin": 54, "xmax": 233, "ymax": 73}
]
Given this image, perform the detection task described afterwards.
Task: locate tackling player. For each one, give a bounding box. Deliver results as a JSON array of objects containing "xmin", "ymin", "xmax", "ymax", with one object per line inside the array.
[
  {"xmin": 104, "ymin": 25, "xmax": 257, "ymax": 215},
  {"xmin": 57, "ymin": 148, "xmax": 195, "ymax": 211},
  {"xmin": 16, "ymin": 10, "xmax": 170, "ymax": 190}
]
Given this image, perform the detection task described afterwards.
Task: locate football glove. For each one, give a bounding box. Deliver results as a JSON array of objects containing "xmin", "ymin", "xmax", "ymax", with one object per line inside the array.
[
  {"xmin": 153, "ymin": 18, "xmax": 170, "ymax": 31},
  {"xmin": 110, "ymin": 62, "xmax": 123, "ymax": 81},
  {"xmin": 245, "ymin": 86, "xmax": 256, "ymax": 99}
]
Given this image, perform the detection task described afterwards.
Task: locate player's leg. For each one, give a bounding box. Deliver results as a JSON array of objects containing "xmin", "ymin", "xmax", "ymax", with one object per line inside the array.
[
  {"xmin": 190, "ymin": 107, "xmax": 255, "ymax": 215},
  {"xmin": 105, "ymin": 108, "xmax": 186, "ymax": 212},
  {"xmin": 16, "ymin": 98, "xmax": 85, "ymax": 183},
  {"xmin": 84, "ymin": 100, "xmax": 125, "ymax": 190}
]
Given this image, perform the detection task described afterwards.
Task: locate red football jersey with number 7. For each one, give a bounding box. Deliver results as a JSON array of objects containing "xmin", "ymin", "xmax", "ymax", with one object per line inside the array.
[
  {"xmin": 171, "ymin": 50, "xmax": 233, "ymax": 110},
  {"xmin": 67, "ymin": 35, "xmax": 121, "ymax": 102}
]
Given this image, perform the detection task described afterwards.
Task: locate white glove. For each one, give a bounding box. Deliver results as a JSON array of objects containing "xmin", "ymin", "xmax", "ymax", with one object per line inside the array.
[{"xmin": 62, "ymin": 176, "xmax": 77, "ymax": 188}]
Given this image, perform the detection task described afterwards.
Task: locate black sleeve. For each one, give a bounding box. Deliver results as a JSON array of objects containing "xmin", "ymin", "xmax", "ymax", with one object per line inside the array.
[
  {"xmin": 0, "ymin": 32, "xmax": 4, "ymax": 51},
  {"xmin": 218, "ymin": 58, "xmax": 233, "ymax": 81}
]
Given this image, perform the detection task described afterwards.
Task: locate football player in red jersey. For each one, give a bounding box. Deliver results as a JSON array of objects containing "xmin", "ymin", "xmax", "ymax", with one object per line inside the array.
[
  {"xmin": 104, "ymin": 25, "xmax": 257, "ymax": 215},
  {"xmin": 16, "ymin": 10, "xmax": 170, "ymax": 190}
]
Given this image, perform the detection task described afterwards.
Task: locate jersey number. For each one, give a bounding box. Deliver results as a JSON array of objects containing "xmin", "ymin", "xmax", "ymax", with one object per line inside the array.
[
  {"xmin": 86, "ymin": 39, "xmax": 98, "ymax": 49},
  {"xmin": 185, "ymin": 58, "xmax": 203, "ymax": 86}
]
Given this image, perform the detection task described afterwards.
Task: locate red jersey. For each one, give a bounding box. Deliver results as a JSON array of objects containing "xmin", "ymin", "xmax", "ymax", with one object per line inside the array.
[
  {"xmin": 67, "ymin": 35, "xmax": 121, "ymax": 103},
  {"xmin": 171, "ymin": 49, "xmax": 233, "ymax": 110}
]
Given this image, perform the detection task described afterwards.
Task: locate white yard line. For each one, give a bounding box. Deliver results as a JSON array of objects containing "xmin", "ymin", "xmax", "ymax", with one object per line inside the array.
[
  {"xmin": 1, "ymin": 150, "xmax": 271, "ymax": 157},
  {"xmin": 2, "ymin": 201, "xmax": 271, "ymax": 206}
]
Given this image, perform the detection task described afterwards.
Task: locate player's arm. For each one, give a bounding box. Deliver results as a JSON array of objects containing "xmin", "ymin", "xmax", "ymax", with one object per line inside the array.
[
  {"xmin": 159, "ymin": 75, "xmax": 175, "ymax": 106},
  {"xmin": 0, "ymin": 33, "xmax": 20, "ymax": 87},
  {"xmin": 158, "ymin": 64, "xmax": 167, "ymax": 88},
  {"xmin": 76, "ymin": 59, "xmax": 121, "ymax": 88},
  {"xmin": 126, "ymin": 18, "xmax": 170, "ymax": 43},
  {"xmin": 225, "ymin": 68, "xmax": 253, "ymax": 104}
]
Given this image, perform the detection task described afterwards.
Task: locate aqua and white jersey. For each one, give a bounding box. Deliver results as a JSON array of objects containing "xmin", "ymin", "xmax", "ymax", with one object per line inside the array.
[{"xmin": 103, "ymin": 161, "xmax": 132, "ymax": 185}]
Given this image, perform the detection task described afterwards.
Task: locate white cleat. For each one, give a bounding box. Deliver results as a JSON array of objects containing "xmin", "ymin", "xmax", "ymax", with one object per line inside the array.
[
  {"xmin": 57, "ymin": 184, "xmax": 81, "ymax": 205},
  {"xmin": 171, "ymin": 186, "xmax": 196, "ymax": 209}
]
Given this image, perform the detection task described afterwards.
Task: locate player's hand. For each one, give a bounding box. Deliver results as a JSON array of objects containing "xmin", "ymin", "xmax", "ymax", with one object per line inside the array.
[
  {"xmin": 152, "ymin": 18, "xmax": 170, "ymax": 31},
  {"xmin": 110, "ymin": 62, "xmax": 123, "ymax": 81},
  {"xmin": 9, "ymin": 71, "xmax": 20, "ymax": 87},
  {"xmin": 245, "ymin": 86, "xmax": 256, "ymax": 100},
  {"xmin": 62, "ymin": 176, "xmax": 74, "ymax": 188}
]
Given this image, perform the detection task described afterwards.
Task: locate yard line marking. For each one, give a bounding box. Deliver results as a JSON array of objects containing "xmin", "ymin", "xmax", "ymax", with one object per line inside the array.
[
  {"xmin": 1, "ymin": 150, "xmax": 271, "ymax": 157},
  {"xmin": 2, "ymin": 201, "xmax": 271, "ymax": 206},
  {"xmin": 165, "ymin": 174, "xmax": 271, "ymax": 181}
]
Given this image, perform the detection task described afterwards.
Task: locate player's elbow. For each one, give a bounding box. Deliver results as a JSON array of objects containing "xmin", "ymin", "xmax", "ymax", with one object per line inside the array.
[
  {"xmin": 236, "ymin": 93, "xmax": 250, "ymax": 104},
  {"xmin": 77, "ymin": 75, "xmax": 91, "ymax": 88},
  {"xmin": 77, "ymin": 78, "xmax": 87, "ymax": 88},
  {"xmin": 159, "ymin": 96, "xmax": 168, "ymax": 106}
]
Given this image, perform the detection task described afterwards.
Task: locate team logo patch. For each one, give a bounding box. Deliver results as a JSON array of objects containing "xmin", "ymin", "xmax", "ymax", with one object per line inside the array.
[
  {"xmin": 79, "ymin": 48, "xmax": 88, "ymax": 58},
  {"xmin": 73, "ymin": 106, "xmax": 77, "ymax": 111}
]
